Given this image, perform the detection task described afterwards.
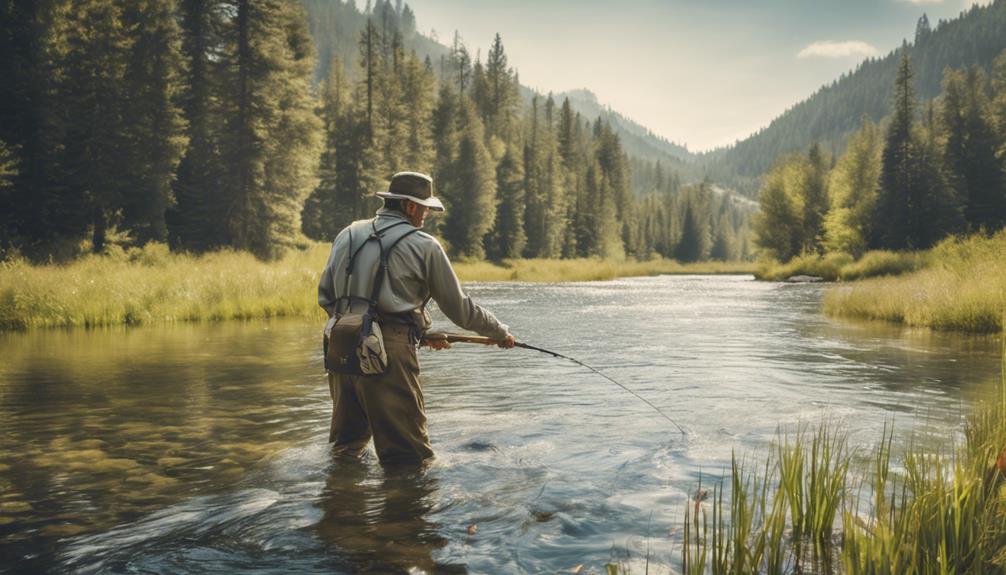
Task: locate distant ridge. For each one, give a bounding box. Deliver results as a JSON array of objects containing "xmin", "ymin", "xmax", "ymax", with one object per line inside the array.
[{"xmin": 700, "ymin": 0, "xmax": 1006, "ymax": 196}]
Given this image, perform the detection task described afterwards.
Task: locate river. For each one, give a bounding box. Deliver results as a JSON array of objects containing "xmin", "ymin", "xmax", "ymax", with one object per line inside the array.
[{"xmin": 0, "ymin": 275, "xmax": 1001, "ymax": 573}]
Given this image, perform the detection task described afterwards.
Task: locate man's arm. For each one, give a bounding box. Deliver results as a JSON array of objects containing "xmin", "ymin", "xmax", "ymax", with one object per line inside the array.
[
  {"xmin": 318, "ymin": 239, "xmax": 342, "ymax": 318},
  {"xmin": 426, "ymin": 239, "xmax": 510, "ymax": 341}
]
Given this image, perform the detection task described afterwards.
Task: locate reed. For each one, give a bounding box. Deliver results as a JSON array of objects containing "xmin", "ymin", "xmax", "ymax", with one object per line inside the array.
[{"xmin": 680, "ymin": 343, "xmax": 1006, "ymax": 574}]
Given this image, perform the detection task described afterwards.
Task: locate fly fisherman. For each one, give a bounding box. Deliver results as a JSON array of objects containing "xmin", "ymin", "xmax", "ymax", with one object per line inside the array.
[{"xmin": 318, "ymin": 171, "xmax": 516, "ymax": 466}]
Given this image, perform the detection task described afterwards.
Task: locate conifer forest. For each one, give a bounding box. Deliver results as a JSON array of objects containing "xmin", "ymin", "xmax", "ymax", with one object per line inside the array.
[{"xmin": 0, "ymin": 0, "xmax": 752, "ymax": 264}]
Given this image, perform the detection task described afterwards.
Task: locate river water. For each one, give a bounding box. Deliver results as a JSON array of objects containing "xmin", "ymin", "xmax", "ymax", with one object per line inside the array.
[{"xmin": 0, "ymin": 275, "xmax": 1001, "ymax": 574}]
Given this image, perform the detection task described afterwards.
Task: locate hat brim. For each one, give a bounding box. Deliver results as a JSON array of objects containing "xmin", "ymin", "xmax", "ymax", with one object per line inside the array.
[{"xmin": 376, "ymin": 191, "xmax": 445, "ymax": 211}]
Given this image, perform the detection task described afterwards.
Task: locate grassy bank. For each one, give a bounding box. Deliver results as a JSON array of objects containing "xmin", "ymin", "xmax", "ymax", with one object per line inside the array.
[
  {"xmin": 754, "ymin": 249, "xmax": 929, "ymax": 282},
  {"xmin": 0, "ymin": 242, "xmax": 754, "ymax": 330},
  {"xmin": 454, "ymin": 257, "xmax": 756, "ymax": 282},
  {"xmin": 673, "ymin": 346, "xmax": 1006, "ymax": 575},
  {"xmin": 823, "ymin": 231, "xmax": 1006, "ymax": 333}
]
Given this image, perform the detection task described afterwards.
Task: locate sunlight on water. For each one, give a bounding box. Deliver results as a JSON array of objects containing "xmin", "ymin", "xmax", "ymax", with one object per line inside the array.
[{"xmin": 0, "ymin": 276, "xmax": 1000, "ymax": 573}]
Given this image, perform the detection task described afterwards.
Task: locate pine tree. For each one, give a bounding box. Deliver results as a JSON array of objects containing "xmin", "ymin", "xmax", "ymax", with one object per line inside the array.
[
  {"xmin": 221, "ymin": 0, "xmax": 322, "ymax": 259},
  {"xmin": 943, "ymin": 67, "xmax": 1005, "ymax": 231},
  {"xmin": 802, "ymin": 143, "xmax": 829, "ymax": 253},
  {"xmin": 874, "ymin": 52, "xmax": 918, "ymax": 249},
  {"xmin": 441, "ymin": 102, "xmax": 496, "ymax": 259},
  {"xmin": 485, "ymin": 145, "xmax": 525, "ymax": 260},
  {"xmin": 674, "ymin": 199, "xmax": 704, "ymax": 263},
  {"xmin": 0, "ymin": 0, "xmax": 83, "ymax": 253},
  {"xmin": 302, "ymin": 58, "xmax": 347, "ymax": 241},
  {"xmin": 119, "ymin": 0, "xmax": 188, "ymax": 245},
  {"xmin": 170, "ymin": 0, "xmax": 227, "ymax": 251},
  {"xmin": 61, "ymin": 0, "xmax": 133, "ymax": 253}
]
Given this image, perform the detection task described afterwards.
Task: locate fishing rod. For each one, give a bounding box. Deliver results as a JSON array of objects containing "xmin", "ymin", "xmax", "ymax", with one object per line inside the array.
[{"xmin": 422, "ymin": 333, "xmax": 688, "ymax": 437}]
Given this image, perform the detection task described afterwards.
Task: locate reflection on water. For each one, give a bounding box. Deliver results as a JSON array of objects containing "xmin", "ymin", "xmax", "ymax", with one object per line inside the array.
[
  {"xmin": 316, "ymin": 457, "xmax": 463, "ymax": 574},
  {"xmin": 0, "ymin": 276, "xmax": 1002, "ymax": 573}
]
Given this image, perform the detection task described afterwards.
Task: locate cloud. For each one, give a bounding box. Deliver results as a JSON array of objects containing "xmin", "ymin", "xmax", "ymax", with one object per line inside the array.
[
  {"xmin": 797, "ymin": 41, "xmax": 880, "ymax": 60},
  {"xmin": 899, "ymin": 0, "xmax": 944, "ymax": 4}
]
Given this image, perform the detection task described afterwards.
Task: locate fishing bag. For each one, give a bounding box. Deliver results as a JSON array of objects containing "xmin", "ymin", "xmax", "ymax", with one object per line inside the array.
[{"xmin": 325, "ymin": 220, "xmax": 419, "ymax": 376}]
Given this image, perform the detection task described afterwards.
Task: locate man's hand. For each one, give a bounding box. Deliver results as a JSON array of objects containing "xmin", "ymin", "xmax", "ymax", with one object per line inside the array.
[
  {"xmin": 426, "ymin": 338, "xmax": 451, "ymax": 350},
  {"xmin": 497, "ymin": 334, "xmax": 516, "ymax": 349}
]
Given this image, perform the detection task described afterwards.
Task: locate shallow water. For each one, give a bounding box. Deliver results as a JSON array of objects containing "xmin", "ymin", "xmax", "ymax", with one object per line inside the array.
[{"xmin": 0, "ymin": 275, "xmax": 1001, "ymax": 573}]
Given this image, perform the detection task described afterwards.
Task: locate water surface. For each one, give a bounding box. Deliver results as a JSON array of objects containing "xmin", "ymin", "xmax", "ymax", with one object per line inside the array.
[{"xmin": 0, "ymin": 275, "xmax": 1001, "ymax": 573}]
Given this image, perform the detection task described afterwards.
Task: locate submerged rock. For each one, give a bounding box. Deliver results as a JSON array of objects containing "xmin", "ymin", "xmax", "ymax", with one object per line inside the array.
[{"xmin": 785, "ymin": 275, "xmax": 824, "ymax": 283}]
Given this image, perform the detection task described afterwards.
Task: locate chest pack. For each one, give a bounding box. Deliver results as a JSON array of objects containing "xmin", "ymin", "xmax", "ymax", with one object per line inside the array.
[{"xmin": 324, "ymin": 219, "xmax": 419, "ymax": 376}]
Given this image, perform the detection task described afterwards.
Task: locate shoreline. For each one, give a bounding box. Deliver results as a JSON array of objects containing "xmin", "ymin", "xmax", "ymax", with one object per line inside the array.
[{"xmin": 0, "ymin": 243, "xmax": 755, "ymax": 331}]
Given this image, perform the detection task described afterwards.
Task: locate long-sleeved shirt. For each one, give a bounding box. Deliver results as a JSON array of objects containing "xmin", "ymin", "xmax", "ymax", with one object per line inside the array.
[{"xmin": 318, "ymin": 208, "xmax": 509, "ymax": 340}]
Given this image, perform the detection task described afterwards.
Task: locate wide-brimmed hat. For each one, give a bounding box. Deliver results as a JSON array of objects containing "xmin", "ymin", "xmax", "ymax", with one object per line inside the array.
[{"xmin": 375, "ymin": 171, "xmax": 444, "ymax": 211}]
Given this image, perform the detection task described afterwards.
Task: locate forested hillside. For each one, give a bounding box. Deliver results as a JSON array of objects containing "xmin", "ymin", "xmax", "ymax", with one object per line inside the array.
[
  {"xmin": 703, "ymin": 0, "xmax": 1006, "ymax": 196},
  {"xmin": 754, "ymin": 49, "xmax": 1006, "ymax": 261},
  {"xmin": 299, "ymin": 0, "xmax": 754, "ymax": 261}
]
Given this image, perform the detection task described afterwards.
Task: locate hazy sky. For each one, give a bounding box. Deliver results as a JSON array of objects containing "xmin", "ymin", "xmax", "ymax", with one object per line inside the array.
[{"xmin": 409, "ymin": 0, "xmax": 991, "ymax": 151}]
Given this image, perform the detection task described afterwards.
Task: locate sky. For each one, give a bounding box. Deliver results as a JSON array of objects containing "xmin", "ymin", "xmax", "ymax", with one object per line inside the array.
[{"xmin": 408, "ymin": 0, "xmax": 993, "ymax": 152}]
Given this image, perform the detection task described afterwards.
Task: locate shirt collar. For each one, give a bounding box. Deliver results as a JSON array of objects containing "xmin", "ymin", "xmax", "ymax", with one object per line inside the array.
[{"xmin": 376, "ymin": 207, "xmax": 408, "ymax": 221}]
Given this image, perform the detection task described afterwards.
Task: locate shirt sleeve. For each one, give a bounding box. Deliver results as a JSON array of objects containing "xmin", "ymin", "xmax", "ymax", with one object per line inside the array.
[
  {"xmin": 317, "ymin": 237, "xmax": 342, "ymax": 318},
  {"xmin": 426, "ymin": 239, "xmax": 509, "ymax": 340}
]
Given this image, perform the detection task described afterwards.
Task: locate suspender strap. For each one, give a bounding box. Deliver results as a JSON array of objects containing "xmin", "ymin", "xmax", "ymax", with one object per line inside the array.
[
  {"xmin": 335, "ymin": 218, "xmax": 419, "ymax": 313},
  {"xmin": 369, "ymin": 227, "xmax": 420, "ymax": 310}
]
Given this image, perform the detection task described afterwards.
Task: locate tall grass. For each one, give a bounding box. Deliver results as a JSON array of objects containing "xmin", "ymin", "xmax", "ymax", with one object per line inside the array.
[
  {"xmin": 453, "ymin": 258, "xmax": 756, "ymax": 283},
  {"xmin": 754, "ymin": 250, "xmax": 928, "ymax": 282},
  {"xmin": 681, "ymin": 344, "xmax": 1006, "ymax": 574},
  {"xmin": 824, "ymin": 231, "xmax": 1006, "ymax": 333},
  {"xmin": 0, "ymin": 243, "xmax": 330, "ymax": 329},
  {"xmin": 0, "ymin": 242, "xmax": 755, "ymax": 330}
]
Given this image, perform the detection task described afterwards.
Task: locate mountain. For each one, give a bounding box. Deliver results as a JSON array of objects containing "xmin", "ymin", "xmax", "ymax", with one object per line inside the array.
[{"xmin": 700, "ymin": 0, "xmax": 1006, "ymax": 196}]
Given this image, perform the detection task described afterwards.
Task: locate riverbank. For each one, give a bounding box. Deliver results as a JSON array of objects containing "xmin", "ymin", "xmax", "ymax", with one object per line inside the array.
[
  {"xmin": 823, "ymin": 231, "xmax": 1006, "ymax": 333},
  {"xmin": 676, "ymin": 345, "xmax": 1006, "ymax": 575},
  {"xmin": 0, "ymin": 242, "xmax": 755, "ymax": 330}
]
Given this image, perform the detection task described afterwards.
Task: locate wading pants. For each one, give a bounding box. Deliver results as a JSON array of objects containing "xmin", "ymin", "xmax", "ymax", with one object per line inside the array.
[{"xmin": 327, "ymin": 323, "xmax": 434, "ymax": 465}]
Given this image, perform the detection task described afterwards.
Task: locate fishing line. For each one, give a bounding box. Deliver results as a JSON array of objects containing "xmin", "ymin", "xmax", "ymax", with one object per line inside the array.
[{"xmin": 427, "ymin": 334, "xmax": 688, "ymax": 437}]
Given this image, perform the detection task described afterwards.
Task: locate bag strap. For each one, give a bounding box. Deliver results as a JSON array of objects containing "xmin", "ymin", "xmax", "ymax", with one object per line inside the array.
[{"xmin": 368, "ymin": 226, "xmax": 420, "ymax": 311}]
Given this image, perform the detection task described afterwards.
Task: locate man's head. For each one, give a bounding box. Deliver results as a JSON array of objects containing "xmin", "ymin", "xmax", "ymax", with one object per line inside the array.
[
  {"xmin": 383, "ymin": 197, "xmax": 431, "ymax": 228},
  {"xmin": 377, "ymin": 172, "xmax": 443, "ymax": 221}
]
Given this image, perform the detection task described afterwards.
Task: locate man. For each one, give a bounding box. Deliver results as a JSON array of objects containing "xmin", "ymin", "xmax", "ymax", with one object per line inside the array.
[{"xmin": 318, "ymin": 171, "xmax": 515, "ymax": 466}]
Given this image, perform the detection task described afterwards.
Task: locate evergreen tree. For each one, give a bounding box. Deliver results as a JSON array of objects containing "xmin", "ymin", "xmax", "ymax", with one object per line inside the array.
[
  {"xmin": 874, "ymin": 53, "xmax": 919, "ymax": 249},
  {"xmin": 170, "ymin": 0, "xmax": 227, "ymax": 251},
  {"xmin": 942, "ymin": 67, "xmax": 1006, "ymax": 231},
  {"xmin": 0, "ymin": 0, "xmax": 82, "ymax": 253},
  {"xmin": 485, "ymin": 145, "xmax": 525, "ymax": 260},
  {"xmin": 401, "ymin": 50, "xmax": 435, "ymax": 173},
  {"xmin": 220, "ymin": 0, "xmax": 322, "ymax": 259},
  {"xmin": 441, "ymin": 102, "xmax": 495, "ymax": 259},
  {"xmin": 674, "ymin": 199, "xmax": 704, "ymax": 263},
  {"xmin": 60, "ymin": 0, "xmax": 133, "ymax": 253},
  {"xmin": 302, "ymin": 58, "xmax": 347, "ymax": 241},
  {"xmin": 119, "ymin": 0, "xmax": 188, "ymax": 245},
  {"xmin": 802, "ymin": 143, "xmax": 829, "ymax": 253}
]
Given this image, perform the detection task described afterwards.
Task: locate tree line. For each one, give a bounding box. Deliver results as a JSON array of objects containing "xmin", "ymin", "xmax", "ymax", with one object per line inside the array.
[
  {"xmin": 755, "ymin": 49, "xmax": 1006, "ymax": 260},
  {"xmin": 0, "ymin": 0, "xmax": 751, "ymax": 262}
]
